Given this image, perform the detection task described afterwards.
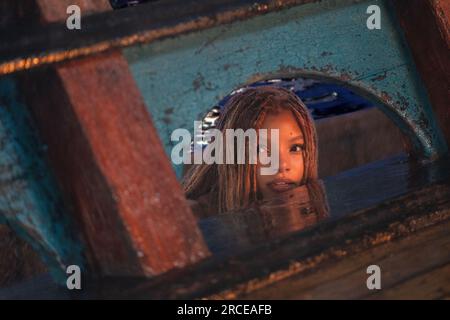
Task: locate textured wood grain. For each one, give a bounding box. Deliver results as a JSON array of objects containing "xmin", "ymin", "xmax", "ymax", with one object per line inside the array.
[
  {"xmin": 14, "ymin": 0, "xmax": 209, "ymax": 278},
  {"xmin": 393, "ymin": 0, "xmax": 450, "ymax": 150},
  {"xmin": 0, "ymin": 0, "xmax": 320, "ymax": 73},
  {"xmin": 242, "ymin": 219, "xmax": 450, "ymax": 299},
  {"xmin": 20, "ymin": 50, "xmax": 210, "ymax": 277},
  {"xmin": 0, "ymin": 76, "xmax": 86, "ymax": 284}
]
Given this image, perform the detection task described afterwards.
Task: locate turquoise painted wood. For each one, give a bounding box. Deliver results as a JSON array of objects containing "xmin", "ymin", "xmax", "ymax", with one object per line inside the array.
[
  {"xmin": 123, "ymin": 0, "xmax": 448, "ymax": 178},
  {"xmin": 0, "ymin": 77, "xmax": 85, "ymax": 283}
]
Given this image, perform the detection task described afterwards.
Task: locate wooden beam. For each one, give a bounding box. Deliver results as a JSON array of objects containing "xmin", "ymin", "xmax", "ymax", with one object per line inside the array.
[
  {"xmin": 17, "ymin": 0, "xmax": 209, "ymax": 277},
  {"xmin": 0, "ymin": 0, "xmax": 320, "ymax": 75},
  {"xmin": 35, "ymin": 0, "xmax": 112, "ymax": 23},
  {"xmin": 392, "ymin": 0, "xmax": 450, "ymax": 150}
]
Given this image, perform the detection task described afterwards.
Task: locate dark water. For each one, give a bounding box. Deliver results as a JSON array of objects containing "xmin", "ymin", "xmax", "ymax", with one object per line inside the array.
[{"xmin": 198, "ymin": 153, "xmax": 450, "ymax": 257}]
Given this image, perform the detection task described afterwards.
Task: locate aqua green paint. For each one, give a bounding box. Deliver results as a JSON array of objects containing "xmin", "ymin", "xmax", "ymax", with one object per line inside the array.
[
  {"xmin": 0, "ymin": 77, "xmax": 85, "ymax": 284},
  {"xmin": 124, "ymin": 0, "xmax": 447, "ymax": 178}
]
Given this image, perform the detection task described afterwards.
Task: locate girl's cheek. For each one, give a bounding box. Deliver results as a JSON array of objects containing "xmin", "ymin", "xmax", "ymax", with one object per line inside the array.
[
  {"xmin": 290, "ymin": 153, "xmax": 303, "ymax": 164},
  {"xmin": 291, "ymin": 155, "xmax": 305, "ymax": 174}
]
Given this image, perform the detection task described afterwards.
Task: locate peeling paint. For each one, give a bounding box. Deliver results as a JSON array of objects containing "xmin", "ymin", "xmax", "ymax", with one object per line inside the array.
[
  {"xmin": 0, "ymin": 77, "xmax": 85, "ymax": 284},
  {"xmin": 124, "ymin": 0, "xmax": 447, "ymax": 178}
]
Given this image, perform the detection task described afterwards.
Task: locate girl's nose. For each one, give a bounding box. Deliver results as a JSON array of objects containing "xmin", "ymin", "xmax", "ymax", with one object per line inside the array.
[{"xmin": 279, "ymin": 153, "xmax": 290, "ymax": 173}]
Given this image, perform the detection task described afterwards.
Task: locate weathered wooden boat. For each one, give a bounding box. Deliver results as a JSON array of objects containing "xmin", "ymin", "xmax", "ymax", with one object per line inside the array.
[{"xmin": 0, "ymin": 0, "xmax": 448, "ymax": 299}]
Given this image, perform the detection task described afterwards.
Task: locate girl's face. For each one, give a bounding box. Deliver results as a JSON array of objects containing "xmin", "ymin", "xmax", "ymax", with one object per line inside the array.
[{"xmin": 256, "ymin": 109, "xmax": 305, "ymax": 199}]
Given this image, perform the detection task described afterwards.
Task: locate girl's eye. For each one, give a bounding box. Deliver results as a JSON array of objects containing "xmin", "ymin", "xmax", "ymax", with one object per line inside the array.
[{"xmin": 290, "ymin": 144, "xmax": 305, "ymax": 153}]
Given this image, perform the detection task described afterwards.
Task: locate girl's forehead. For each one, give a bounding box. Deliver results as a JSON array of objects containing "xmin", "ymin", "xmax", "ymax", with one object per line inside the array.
[{"xmin": 260, "ymin": 110, "xmax": 302, "ymax": 134}]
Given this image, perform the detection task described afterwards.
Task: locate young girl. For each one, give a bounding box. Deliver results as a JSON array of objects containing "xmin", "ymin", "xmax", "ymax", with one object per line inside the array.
[{"xmin": 182, "ymin": 86, "xmax": 328, "ymax": 222}]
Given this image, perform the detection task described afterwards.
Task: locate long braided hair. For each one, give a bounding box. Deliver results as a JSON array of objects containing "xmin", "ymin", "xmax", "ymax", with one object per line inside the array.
[{"xmin": 182, "ymin": 86, "xmax": 327, "ymax": 217}]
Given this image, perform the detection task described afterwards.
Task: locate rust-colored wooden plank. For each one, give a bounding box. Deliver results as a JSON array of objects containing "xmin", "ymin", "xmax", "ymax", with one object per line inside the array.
[
  {"xmin": 15, "ymin": 0, "xmax": 209, "ymax": 277},
  {"xmin": 392, "ymin": 0, "xmax": 450, "ymax": 149},
  {"xmin": 0, "ymin": 0, "xmax": 321, "ymax": 76},
  {"xmin": 20, "ymin": 51, "xmax": 210, "ymax": 277}
]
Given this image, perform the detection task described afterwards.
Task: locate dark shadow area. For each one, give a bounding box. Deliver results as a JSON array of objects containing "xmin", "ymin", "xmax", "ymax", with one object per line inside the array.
[{"xmin": 0, "ymin": 224, "xmax": 47, "ymax": 288}]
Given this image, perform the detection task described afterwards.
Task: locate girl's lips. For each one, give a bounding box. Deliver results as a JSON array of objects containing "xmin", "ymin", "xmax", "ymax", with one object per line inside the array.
[{"xmin": 267, "ymin": 178, "xmax": 297, "ymax": 193}]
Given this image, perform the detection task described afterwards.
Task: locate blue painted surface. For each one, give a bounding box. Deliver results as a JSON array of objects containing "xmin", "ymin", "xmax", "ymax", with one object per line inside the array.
[
  {"xmin": 218, "ymin": 77, "xmax": 375, "ymax": 119},
  {"xmin": 124, "ymin": 0, "xmax": 447, "ymax": 178},
  {"xmin": 0, "ymin": 77, "xmax": 85, "ymax": 284}
]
